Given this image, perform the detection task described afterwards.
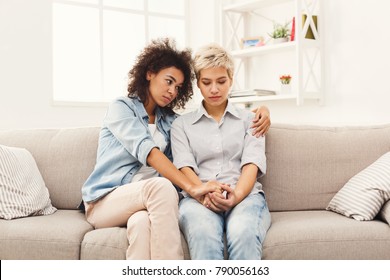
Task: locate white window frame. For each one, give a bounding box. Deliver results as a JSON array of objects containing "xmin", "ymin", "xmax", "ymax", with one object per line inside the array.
[{"xmin": 52, "ymin": 0, "xmax": 189, "ymax": 107}]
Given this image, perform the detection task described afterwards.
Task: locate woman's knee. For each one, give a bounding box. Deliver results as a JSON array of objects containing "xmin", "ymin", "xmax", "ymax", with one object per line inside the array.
[{"xmin": 147, "ymin": 177, "xmax": 178, "ymax": 201}]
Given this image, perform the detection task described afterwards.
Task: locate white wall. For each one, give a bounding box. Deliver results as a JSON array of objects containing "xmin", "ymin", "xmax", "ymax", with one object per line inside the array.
[
  {"xmin": 0, "ymin": 0, "xmax": 107, "ymax": 130},
  {"xmin": 1, "ymin": 0, "xmax": 390, "ymax": 130},
  {"xmin": 0, "ymin": 0, "xmax": 217, "ymax": 130}
]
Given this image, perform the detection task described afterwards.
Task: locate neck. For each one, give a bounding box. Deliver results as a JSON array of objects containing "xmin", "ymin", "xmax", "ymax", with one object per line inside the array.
[
  {"xmin": 145, "ymin": 97, "xmax": 156, "ymax": 124},
  {"xmin": 203, "ymin": 100, "xmax": 228, "ymax": 123}
]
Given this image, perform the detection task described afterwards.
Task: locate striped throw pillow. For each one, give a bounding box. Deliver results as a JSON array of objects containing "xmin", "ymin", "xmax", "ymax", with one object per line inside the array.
[
  {"xmin": 326, "ymin": 152, "xmax": 390, "ymax": 221},
  {"xmin": 0, "ymin": 145, "xmax": 56, "ymax": 220}
]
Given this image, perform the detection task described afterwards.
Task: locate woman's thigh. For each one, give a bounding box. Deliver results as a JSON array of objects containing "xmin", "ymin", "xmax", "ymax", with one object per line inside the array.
[
  {"xmin": 86, "ymin": 178, "xmax": 174, "ymax": 228},
  {"xmin": 225, "ymin": 192, "xmax": 271, "ymax": 258},
  {"xmin": 179, "ymin": 197, "xmax": 225, "ymax": 259}
]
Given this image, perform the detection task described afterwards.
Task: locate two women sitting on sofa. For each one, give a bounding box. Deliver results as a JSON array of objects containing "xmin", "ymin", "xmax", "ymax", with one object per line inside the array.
[{"xmin": 81, "ymin": 38, "xmax": 271, "ymax": 260}]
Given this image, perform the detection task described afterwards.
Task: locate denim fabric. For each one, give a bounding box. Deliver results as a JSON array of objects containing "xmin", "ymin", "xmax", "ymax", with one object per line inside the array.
[
  {"xmin": 179, "ymin": 192, "xmax": 271, "ymax": 260},
  {"xmin": 82, "ymin": 96, "xmax": 177, "ymax": 203}
]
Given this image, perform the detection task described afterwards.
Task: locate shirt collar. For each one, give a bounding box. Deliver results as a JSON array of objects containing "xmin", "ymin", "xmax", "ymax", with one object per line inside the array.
[
  {"xmin": 133, "ymin": 97, "xmax": 167, "ymax": 122},
  {"xmin": 133, "ymin": 98, "xmax": 148, "ymax": 119},
  {"xmin": 192, "ymin": 100, "xmax": 240, "ymax": 124}
]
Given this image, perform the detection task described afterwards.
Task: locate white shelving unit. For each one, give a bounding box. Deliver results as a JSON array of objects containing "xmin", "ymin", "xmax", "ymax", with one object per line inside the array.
[{"xmin": 221, "ymin": 0, "xmax": 324, "ymax": 106}]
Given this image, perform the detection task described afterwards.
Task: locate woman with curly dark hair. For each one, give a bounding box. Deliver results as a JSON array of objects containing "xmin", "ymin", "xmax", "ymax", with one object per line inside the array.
[
  {"xmin": 81, "ymin": 38, "xmax": 221, "ymax": 260},
  {"xmin": 81, "ymin": 38, "xmax": 271, "ymax": 260},
  {"xmin": 127, "ymin": 38, "xmax": 193, "ymax": 112}
]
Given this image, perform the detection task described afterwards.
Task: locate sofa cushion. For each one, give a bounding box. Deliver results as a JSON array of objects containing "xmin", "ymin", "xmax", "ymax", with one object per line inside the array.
[
  {"xmin": 81, "ymin": 227, "xmax": 192, "ymax": 260},
  {"xmin": 0, "ymin": 127, "xmax": 100, "ymax": 210},
  {"xmin": 261, "ymin": 124, "xmax": 390, "ymax": 211},
  {"xmin": 0, "ymin": 145, "xmax": 56, "ymax": 220},
  {"xmin": 263, "ymin": 211, "xmax": 390, "ymax": 259},
  {"xmin": 0, "ymin": 209, "xmax": 93, "ymax": 259},
  {"xmin": 326, "ymin": 152, "xmax": 390, "ymax": 221},
  {"xmin": 81, "ymin": 227, "xmax": 128, "ymax": 260}
]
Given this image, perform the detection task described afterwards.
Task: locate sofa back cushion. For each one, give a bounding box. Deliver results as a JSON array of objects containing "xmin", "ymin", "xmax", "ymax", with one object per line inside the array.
[
  {"xmin": 2, "ymin": 124, "xmax": 390, "ymax": 212},
  {"xmin": 261, "ymin": 124, "xmax": 390, "ymax": 212},
  {"xmin": 0, "ymin": 127, "xmax": 99, "ymax": 210}
]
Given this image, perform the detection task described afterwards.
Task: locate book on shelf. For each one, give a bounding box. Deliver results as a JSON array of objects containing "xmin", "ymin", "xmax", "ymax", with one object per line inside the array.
[{"xmin": 229, "ymin": 89, "xmax": 276, "ymax": 97}]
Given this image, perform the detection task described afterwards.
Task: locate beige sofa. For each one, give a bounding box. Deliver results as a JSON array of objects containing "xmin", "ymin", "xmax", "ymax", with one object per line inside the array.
[{"xmin": 1, "ymin": 123, "xmax": 390, "ymax": 260}]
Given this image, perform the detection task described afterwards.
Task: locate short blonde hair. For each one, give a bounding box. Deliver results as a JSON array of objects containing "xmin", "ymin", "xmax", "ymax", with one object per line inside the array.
[{"xmin": 193, "ymin": 43, "xmax": 234, "ymax": 81}]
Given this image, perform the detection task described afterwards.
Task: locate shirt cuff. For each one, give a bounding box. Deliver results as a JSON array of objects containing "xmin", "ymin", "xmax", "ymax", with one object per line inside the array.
[
  {"xmin": 241, "ymin": 156, "xmax": 266, "ymax": 178},
  {"xmin": 173, "ymin": 152, "xmax": 200, "ymax": 174},
  {"xmin": 138, "ymin": 139, "xmax": 158, "ymax": 166}
]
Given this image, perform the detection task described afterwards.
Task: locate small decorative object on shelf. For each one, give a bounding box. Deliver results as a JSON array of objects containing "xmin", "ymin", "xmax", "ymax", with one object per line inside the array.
[
  {"xmin": 268, "ymin": 22, "xmax": 290, "ymax": 44},
  {"xmin": 279, "ymin": 75, "xmax": 292, "ymax": 94},
  {"xmin": 290, "ymin": 17, "xmax": 295, "ymax": 41},
  {"xmin": 280, "ymin": 75, "xmax": 292, "ymax": 84}
]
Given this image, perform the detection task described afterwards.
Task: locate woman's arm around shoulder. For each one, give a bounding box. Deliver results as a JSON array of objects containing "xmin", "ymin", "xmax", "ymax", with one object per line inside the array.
[{"xmin": 251, "ymin": 105, "xmax": 271, "ymax": 137}]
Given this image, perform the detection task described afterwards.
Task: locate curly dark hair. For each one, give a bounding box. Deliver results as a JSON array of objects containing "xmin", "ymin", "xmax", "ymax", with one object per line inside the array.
[{"xmin": 127, "ymin": 38, "xmax": 194, "ymax": 113}]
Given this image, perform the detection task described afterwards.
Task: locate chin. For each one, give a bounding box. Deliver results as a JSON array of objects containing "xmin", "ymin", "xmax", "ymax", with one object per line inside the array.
[{"xmin": 159, "ymin": 101, "xmax": 170, "ymax": 107}]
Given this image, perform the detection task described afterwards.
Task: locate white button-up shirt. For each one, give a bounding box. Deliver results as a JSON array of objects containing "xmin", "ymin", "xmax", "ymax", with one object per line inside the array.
[{"xmin": 171, "ymin": 101, "xmax": 266, "ymax": 196}]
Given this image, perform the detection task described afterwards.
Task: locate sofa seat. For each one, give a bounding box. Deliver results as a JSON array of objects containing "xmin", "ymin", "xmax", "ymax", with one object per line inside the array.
[
  {"xmin": 81, "ymin": 226, "xmax": 192, "ymax": 260},
  {"xmin": 81, "ymin": 227, "xmax": 128, "ymax": 260},
  {"xmin": 0, "ymin": 210, "xmax": 92, "ymax": 259},
  {"xmin": 263, "ymin": 211, "xmax": 390, "ymax": 259}
]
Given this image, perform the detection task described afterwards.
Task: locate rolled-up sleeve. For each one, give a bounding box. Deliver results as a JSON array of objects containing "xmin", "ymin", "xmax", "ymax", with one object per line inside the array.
[
  {"xmin": 171, "ymin": 116, "xmax": 200, "ymax": 174},
  {"xmin": 103, "ymin": 99, "xmax": 157, "ymax": 166},
  {"xmin": 240, "ymin": 121, "xmax": 266, "ymax": 178}
]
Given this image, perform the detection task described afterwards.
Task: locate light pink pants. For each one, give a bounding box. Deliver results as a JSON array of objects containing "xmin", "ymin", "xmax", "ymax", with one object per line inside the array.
[{"xmin": 85, "ymin": 177, "xmax": 184, "ymax": 260}]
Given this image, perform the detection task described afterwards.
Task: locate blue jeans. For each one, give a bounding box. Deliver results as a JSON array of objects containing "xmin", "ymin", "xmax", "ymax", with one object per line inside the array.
[{"xmin": 179, "ymin": 192, "xmax": 271, "ymax": 260}]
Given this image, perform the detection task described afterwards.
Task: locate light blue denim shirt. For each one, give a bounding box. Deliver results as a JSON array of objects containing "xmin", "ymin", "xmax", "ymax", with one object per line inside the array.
[
  {"xmin": 171, "ymin": 101, "xmax": 266, "ymax": 196},
  {"xmin": 82, "ymin": 96, "xmax": 177, "ymax": 203}
]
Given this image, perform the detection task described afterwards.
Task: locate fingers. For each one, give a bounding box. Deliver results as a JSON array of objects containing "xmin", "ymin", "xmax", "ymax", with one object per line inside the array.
[
  {"xmin": 252, "ymin": 107, "xmax": 261, "ymax": 121},
  {"xmin": 205, "ymin": 181, "xmax": 229, "ymax": 194},
  {"xmin": 219, "ymin": 183, "xmax": 233, "ymax": 193},
  {"xmin": 251, "ymin": 117, "xmax": 270, "ymax": 137},
  {"xmin": 250, "ymin": 106, "xmax": 271, "ymax": 137},
  {"xmin": 202, "ymin": 195, "xmax": 212, "ymax": 208},
  {"xmin": 197, "ymin": 183, "xmax": 219, "ymax": 196},
  {"xmin": 209, "ymin": 192, "xmax": 231, "ymax": 212},
  {"xmin": 203, "ymin": 193, "xmax": 224, "ymax": 213}
]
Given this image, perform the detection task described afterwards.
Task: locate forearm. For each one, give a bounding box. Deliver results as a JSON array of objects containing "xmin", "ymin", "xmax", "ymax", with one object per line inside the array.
[
  {"xmin": 180, "ymin": 167, "xmax": 203, "ymax": 185},
  {"xmin": 146, "ymin": 148, "xmax": 195, "ymax": 192},
  {"xmin": 234, "ymin": 163, "xmax": 259, "ymax": 204}
]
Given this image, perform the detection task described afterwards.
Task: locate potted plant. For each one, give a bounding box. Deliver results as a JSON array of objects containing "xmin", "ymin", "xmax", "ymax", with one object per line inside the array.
[
  {"xmin": 279, "ymin": 74, "xmax": 292, "ymax": 84},
  {"xmin": 279, "ymin": 74, "xmax": 292, "ymax": 94},
  {"xmin": 269, "ymin": 22, "xmax": 290, "ymax": 44}
]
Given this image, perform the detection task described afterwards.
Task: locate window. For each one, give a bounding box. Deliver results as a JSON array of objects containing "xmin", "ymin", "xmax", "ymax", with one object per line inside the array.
[{"xmin": 53, "ymin": 0, "xmax": 187, "ymax": 103}]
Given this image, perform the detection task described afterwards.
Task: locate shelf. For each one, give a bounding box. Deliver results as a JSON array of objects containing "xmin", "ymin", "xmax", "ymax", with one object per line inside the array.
[
  {"xmin": 229, "ymin": 94, "xmax": 297, "ymax": 103},
  {"xmin": 223, "ymin": 0, "xmax": 292, "ymax": 13},
  {"xmin": 221, "ymin": 0, "xmax": 323, "ymax": 106},
  {"xmin": 302, "ymin": 91, "xmax": 322, "ymax": 99},
  {"xmin": 231, "ymin": 41, "xmax": 296, "ymax": 57}
]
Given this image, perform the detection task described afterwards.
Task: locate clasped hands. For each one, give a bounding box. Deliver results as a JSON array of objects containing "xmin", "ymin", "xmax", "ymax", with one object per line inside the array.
[{"xmin": 191, "ymin": 180, "xmax": 237, "ymax": 213}]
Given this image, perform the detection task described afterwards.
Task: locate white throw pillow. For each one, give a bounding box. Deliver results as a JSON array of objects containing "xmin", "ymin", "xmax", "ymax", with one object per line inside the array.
[
  {"xmin": 326, "ymin": 152, "xmax": 390, "ymax": 221},
  {"xmin": 0, "ymin": 145, "xmax": 57, "ymax": 220}
]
